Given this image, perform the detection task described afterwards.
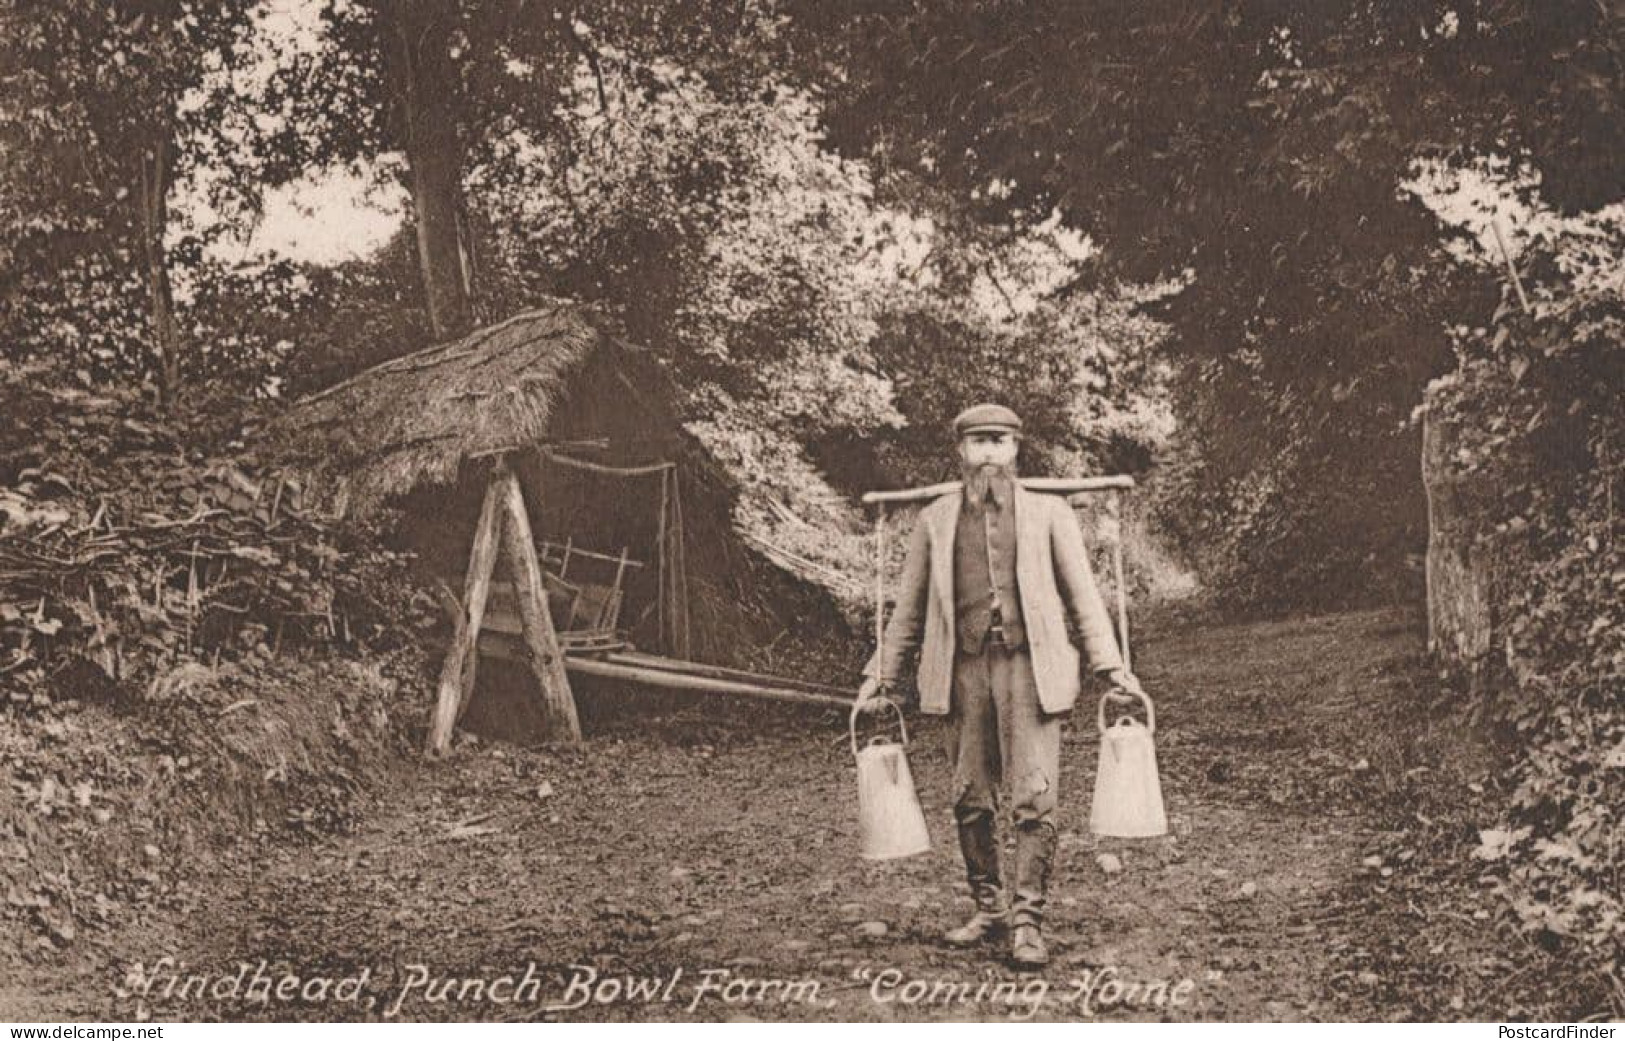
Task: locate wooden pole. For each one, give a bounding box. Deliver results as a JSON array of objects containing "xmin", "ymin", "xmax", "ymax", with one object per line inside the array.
[
  {"xmin": 655, "ymin": 466, "xmax": 669, "ymax": 653},
  {"xmin": 874, "ymin": 507, "xmax": 887, "ymax": 655},
  {"xmin": 607, "ymin": 648, "xmax": 859, "ymax": 699},
  {"xmin": 539, "ymin": 539, "xmax": 644, "ymax": 569},
  {"xmin": 1492, "ymin": 220, "xmax": 1531, "ymax": 316},
  {"xmin": 497, "ymin": 460, "xmax": 582, "ymax": 743},
  {"xmin": 427, "ymin": 471, "xmax": 504, "ymax": 755},
  {"xmin": 612, "ymin": 546, "xmax": 630, "ymax": 591},
  {"xmin": 1111, "ymin": 491, "xmax": 1132, "ymax": 671},
  {"xmin": 452, "ymin": 477, "xmax": 506, "ymax": 727},
  {"xmin": 565, "ymin": 655, "xmax": 852, "ymax": 709},
  {"xmin": 671, "ymin": 471, "xmax": 691, "ymax": 660},
  {"xmin": 862, "ymin": 474, "xmax": 1135, "ymax": 505}
]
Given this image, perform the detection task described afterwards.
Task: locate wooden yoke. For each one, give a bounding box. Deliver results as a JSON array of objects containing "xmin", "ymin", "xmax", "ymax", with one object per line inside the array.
[{"xmin": 861, "ymin": 474, "xmax": 1135, "ymax": 505}]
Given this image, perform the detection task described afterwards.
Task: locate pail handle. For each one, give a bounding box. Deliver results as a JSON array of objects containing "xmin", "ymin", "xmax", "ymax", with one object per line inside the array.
[
  {"xmin": 850, "ymin": 697, "xmax": 908, "ymax": 757},
  {"xmin": 1097, "ymin": 689, "xmax": 1155, "ymax": 736}
]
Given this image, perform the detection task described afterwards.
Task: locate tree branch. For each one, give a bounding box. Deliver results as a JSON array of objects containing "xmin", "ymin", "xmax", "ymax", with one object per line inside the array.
[
  {"xmin": 562, "ymin": 14, "xmax": 608, "ymax": 115},
  {"xmin": 983, "ymin": 262, "xmax": 1019, "ymax": 318}
]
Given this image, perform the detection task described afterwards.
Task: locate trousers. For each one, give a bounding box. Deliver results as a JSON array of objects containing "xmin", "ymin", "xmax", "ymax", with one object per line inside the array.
[{"xmin": 946, "ymin": 644, "xmax": 1062, "ymax": 926}]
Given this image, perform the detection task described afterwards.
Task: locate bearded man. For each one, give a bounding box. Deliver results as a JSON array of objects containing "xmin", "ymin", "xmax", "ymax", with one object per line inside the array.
[{"xmin": 856, "ymin": 403, "xmax": 1141, "ymax": 969}]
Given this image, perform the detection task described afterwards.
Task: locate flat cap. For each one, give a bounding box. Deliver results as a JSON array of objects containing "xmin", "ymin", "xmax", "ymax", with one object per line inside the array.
[{"xmin": 953, "ymin": 403, "xmax": 1023, "ymax": 437}]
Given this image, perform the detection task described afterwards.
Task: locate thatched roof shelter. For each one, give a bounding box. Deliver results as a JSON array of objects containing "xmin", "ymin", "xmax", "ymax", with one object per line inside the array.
[
  {"xmin": 268, "ymin": 301, "xmax": 602, "ymax": 519},
  {"xmin": 266, "ymin": 300, "xmax": 841, "ymax": 673}
]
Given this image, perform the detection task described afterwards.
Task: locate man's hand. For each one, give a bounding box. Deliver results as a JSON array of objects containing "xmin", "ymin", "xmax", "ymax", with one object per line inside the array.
[
  {"xmin": 1101, "ymin": 667, "xmax": 1144, "ymax": 705},
  {"xmin": 855, "ymin": 677, "xmax": 892, "ymax": 714}
]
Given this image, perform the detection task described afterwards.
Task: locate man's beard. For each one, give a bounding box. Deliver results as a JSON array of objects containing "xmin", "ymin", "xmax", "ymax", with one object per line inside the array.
[{"xmin": 963, "ymin": 461, "xmax": 1017, "ymax": 506}]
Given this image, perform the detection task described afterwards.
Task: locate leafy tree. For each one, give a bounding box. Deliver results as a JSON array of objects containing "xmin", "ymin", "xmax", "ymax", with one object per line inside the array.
[
  {"xmin": 217, "ymin": 1, "xmax": 1176, "ymax": 604},
  {"xmin": 0, "ymin": 0, "xmax": 257, "ymax": 402},
  {"xmin": 1415, "ymin": 164, "xmax": 1624, "ymax": 989},
  {"xmin": 252, "ymin": 0, "xmax": 803, "ymax": 341},
  {"xmin": 793, "ymin": 0, "xmax": 1624, "ymax": 608}
]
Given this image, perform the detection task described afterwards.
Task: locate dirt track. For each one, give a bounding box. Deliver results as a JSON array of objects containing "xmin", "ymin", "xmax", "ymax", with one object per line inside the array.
[{"xmin": 16, "ymin": 608, "xmax": 1563, "ymax": 1022}]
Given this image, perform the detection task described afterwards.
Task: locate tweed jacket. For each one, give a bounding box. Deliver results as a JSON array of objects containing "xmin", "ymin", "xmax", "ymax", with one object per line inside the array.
[{"xmin": 865, "ymin": 487, "xmax": 1124, "ymax": 715}]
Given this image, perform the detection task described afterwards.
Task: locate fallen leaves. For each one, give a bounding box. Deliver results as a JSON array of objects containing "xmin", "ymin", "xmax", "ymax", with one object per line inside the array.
[
  {"xmin": 1472, "ymin": 827, "xmax": 1529, "ymax": 862},
  {"xmin": 1, "ymin": 649, "xmax": 417, "ymax": 966}
]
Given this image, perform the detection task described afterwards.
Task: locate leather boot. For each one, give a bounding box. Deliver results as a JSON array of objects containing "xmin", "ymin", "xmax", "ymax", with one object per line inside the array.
[
  {"xmin": 1010, "ymin": 923, "xmax": 1049, "ymax": 969},
  {"xmin": 945, "ymin": 813, "xmax": 1007, "ymax": 946},
  {"xmin": 1009, "ymin": 821, "xmax": 1057, "ymax": 967}
]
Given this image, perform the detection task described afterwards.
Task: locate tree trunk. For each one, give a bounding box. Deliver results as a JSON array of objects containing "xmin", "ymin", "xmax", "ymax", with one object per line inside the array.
[
  {"xmin": 387, "ymin": 0, "xmax": 473, "ymax": 340},
  {"xmin": 138, "ymin": 132, "xmax": 181, "ymax": 404},
  {"xmin": 1422, "ymin": 395, "xmax": 1495, "ymax": 668}
]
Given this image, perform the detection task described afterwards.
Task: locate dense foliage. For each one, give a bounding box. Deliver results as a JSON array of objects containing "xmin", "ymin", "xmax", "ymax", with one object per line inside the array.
[
  {"xmin": 232, "ymin": 2, "xmax": 1183, "ymax": 604},
  {"xmin": 0, "ymin": 359, "xmax": 426, "ymax": 706},
  {"xmin": 797, "ymin": 0, "xmax": 1623, "ymax": 611},
  {"xmin": 1421, "ymin": 195, "xmax": 1623, "ymax": 967},
  {"xmin": 0, "ymin": 1, "xmax": 273, "ymax": 398}
]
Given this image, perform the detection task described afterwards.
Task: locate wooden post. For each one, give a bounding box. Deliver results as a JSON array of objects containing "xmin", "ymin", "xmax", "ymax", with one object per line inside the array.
[
  {"xmin": 612, "ymin": 546, "xmax": 630, "ymax": 588},
  {"xmin": 453, "ymin": 478, "xmax": 505, "ymax": 726},
  {"xmin": 497, "ymin": 460, "xmax": 583, "ymax": 743},
  {"xmin": 670, "ymin": 471, "xmax": 691, "ymax": 659},
  {"xmin": 426, "ymin": 471, "xmax": 504, "ymax": 756},
  {"xmin": 655, "ymin": 466, "xmax": 670, "ymax": 653}
]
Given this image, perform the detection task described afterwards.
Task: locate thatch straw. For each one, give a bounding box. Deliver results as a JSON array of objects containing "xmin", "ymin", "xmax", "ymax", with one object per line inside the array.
[{"xmin": 266, "ymin": 301, "xmax": 600, "ymax": 519}]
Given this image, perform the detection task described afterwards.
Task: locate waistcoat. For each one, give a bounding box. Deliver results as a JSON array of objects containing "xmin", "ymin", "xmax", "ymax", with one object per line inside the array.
[{"xmin": 953, "ymin": 484, "xmax": 1025, "ymax": 651}]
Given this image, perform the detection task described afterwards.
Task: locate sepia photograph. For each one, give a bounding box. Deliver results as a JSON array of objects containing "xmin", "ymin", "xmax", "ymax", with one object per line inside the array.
[{"xmin": 1, "ymin": 0, "xmax": 1620, "ymax": 1027}]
